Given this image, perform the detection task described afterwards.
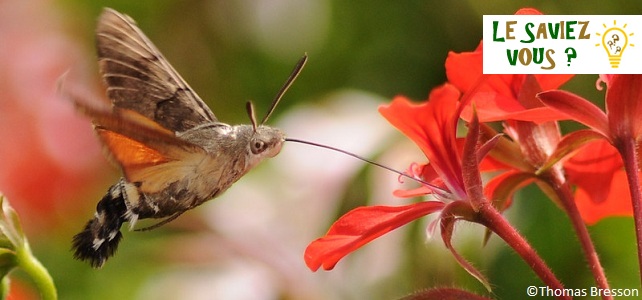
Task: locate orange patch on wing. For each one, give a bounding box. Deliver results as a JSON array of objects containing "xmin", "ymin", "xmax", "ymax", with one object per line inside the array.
[{"xmin": 97, "ymin": 129, "xmax": 171, "ymax": 171}]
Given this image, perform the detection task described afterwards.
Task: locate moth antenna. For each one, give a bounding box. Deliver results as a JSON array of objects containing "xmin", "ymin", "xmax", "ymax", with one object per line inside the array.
[
  {"xmin": 261, "ymin": 54, "xmax": 308, "ymax": 125},
  {"xmin": 246, "ymin": 101, "xmax": 258, "ymax": 132},
  {"xmin": 284, "ymin": 138, "xmax": 447, "ymax": 193}
]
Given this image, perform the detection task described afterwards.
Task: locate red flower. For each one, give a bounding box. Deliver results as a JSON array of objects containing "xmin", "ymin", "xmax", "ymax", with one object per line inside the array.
[
  {"xmin": 305, "ymin": 8, "xmax": 580, "ymax": 292},
  {"xmin": 442, "ymin": 8, "xmax": 620, "ymax": 225},
  {"xmin": 439, "ymin": 7, "xmax": 581, "ymax": 217},
  {"xmin": 446, "ymin": 43, "xmax": 632, "ymax": 224},
  {"xmin": 445, "ymin": 8, "xmax": 573, "ymax": 124},
  {"xmin": 440, "ymin": 7, "xmax": 614, "ymax": 288},
  {"xmin": 305, "ymin": 84, "xmax": 492, "ymax": 289},
  {"xmin": 444, "ymin": 11, "xmax": 573, "ymax": 213}
]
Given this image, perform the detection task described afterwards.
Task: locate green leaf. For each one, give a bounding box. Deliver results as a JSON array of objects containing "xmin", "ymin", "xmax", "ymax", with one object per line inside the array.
[{"xmin": 0, "ymin": 195, "xmax": 24, "ymax": 248}]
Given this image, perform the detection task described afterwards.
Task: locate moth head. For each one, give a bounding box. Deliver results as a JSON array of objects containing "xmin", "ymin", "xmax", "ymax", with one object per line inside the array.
[
  {"xmin": 250, "ymin": 126, "xmax": 284, "ymax": 158},
  {"xmin": 243, "ymin": 54, "xmax": 307, "ymax": 162},
  {"xmin": 234, "ymin": 124, "xmax": 283, "ymax": 172},
  {"xmin": 245, "ymin": 101, "xmax": 284, "ymax": 157}
]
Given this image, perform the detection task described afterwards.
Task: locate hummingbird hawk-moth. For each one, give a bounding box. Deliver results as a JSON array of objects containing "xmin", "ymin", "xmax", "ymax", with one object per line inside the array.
[{"xmin": 70, "ymin": 8, "xmax": 306, "ymax": 268}]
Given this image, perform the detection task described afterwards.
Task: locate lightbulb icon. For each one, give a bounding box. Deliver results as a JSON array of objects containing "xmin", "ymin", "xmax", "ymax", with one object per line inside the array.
[{"xmin": 596, "ymin": 21, "xmax": 634, "ymax": 68}]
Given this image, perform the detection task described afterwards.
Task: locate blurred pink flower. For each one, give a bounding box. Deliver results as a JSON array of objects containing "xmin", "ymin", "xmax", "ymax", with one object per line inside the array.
[{"xmin": 0, "ymin": 1, "xmax": 109, "ymax": 232}]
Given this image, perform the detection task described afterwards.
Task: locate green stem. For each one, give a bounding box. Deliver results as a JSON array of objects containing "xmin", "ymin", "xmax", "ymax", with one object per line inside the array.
[
  {"xmin": 15, "ymin": 243, "xmax": 57, "ymax": 300},
  {"xmin": 0, "ymin": 276, "xmax": 9, "ymax": 299}
]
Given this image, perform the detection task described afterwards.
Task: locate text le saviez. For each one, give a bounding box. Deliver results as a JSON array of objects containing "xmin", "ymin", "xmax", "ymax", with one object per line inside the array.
[{"xmin": 492, "ymin": 20, "xmax": 590, "ymax": 69}]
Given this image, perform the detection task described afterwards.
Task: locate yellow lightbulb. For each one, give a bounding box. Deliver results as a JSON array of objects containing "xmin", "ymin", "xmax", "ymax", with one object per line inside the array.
[{"xmin": 601, "ymin": 27, "xmax": 628, "ymax": 68}]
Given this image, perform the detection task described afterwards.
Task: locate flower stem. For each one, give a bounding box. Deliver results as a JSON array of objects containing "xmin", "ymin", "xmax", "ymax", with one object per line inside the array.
[
  {"xmin": 0, "ymin": 276, "xmax": 9, "ymax": 299},
  {"xmin": 478, "ymin": 202, "xmax": 570, "ymax": 300},
  {"xmin": 15, "ymin": 243, "xmax": 57, "ymax": 300},
  {"xmin": 618, "ymin": 138, "xmax": 642, "ymax": 288},
  {"xmin": 544, "ymin": 172, "xmax": 612, "ymax": 300}
]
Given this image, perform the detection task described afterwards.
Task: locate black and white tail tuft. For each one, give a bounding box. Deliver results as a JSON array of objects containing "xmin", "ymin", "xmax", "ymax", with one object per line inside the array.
[{"xmin": 72, "ymin": 181, "xmax": 129, "ymax": 268}]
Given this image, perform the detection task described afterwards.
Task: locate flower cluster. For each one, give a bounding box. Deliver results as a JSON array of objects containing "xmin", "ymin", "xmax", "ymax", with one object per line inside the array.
[{"xmin": 304, "ymin": 7, "xmax": 642, "ymax": 299}]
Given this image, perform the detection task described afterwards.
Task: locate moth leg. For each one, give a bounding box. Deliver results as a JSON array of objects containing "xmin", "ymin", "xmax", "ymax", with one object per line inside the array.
[{"xmin": 134, "ymin": 211, "xmax": 185, "ymax": 232}]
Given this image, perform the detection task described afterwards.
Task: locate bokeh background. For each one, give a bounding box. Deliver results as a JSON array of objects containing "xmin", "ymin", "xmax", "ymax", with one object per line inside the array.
[{"xmin": 1, "ymin": 0, "xmax": 641, "ymax": 299}]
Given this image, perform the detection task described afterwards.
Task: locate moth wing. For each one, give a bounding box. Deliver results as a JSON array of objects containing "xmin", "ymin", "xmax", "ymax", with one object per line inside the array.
[
  {"xmin": 96, "ymin": 128, "xmax": 206, "ymax": 194},
  {"xmin": 96, "ymin": 8, "xmax": 217, "ymax": 133},
  {"xmin": 66, "ymin": 88, "xmax": 207, "ymax": 193},
  {"xmin": 67, "ymin": 88, "xmax": 194, "ymax": 149}
]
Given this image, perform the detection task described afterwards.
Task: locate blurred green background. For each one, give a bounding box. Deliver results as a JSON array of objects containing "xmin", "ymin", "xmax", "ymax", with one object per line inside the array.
[{"xmin": 1, "ymin": 0, "xmax": 641, "ymax": 299}]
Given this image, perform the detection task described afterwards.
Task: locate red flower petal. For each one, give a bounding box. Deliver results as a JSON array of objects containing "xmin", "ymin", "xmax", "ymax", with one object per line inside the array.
[
  {"xmin": 393, "ymin": 163, "xmax": 450, "ymax": 198},
  {"xmin": 445, "ymin": 43, "xmax": 572, "ymax": 123},
  {"xmin": 575, "ymin": 170, "xmax": 633, "ymax": 224},
  {"xmin": 535, "ymin": 74, "xmax": 574, "ymax": 92},
  {"xmin": 565, "ymin": 140, "xmax": 622, "ymax": 207},
  {"xmin": 563, "ymin": 139, "xmax": 635, "ymax": 223},
  {"xmin": 537, "ymin": 90, "xmax": 610, "ymax": 138},
  {"xmin": 515, "ymin": 8, "xmax": 543, "ymax": 15},
  {"xmin": 392, "ymin": 186, "xmax": 434, "ymax": 198},
  {"xmin": 304, "ymin": 201, "xmax": 445, "ymax": 271},
  {"xmin": 503, "ymin": 76, "xmax": 563, "ymax": 167},
  {"xmin": 445, "ymin": 42, "xmax": 484, "ymax": 94},
  {"xmin": 492, "ymin": 107, "xmax": 571, "ymax": 123},
  {"xmin": 484, "ymin": 171, "xmax": 536, "ymax": 212},
  {"xmin": 379, "ymin": 86, "xmax": 465, "ymax": 197}
]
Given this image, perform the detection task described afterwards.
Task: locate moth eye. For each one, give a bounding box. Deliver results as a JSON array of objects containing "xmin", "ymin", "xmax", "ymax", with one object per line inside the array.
[{"xmin": 251, "ymin": 140, "xmax": 267, "ymax": 154}]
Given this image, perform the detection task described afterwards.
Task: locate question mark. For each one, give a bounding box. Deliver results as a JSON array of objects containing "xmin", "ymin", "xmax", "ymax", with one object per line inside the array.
[
  {"xmin": 612, "ymin": 34, "xmax": 620, "ymax": 42},
  {"xmin": 565, "ymin": 47, "xmax": 577, "ymax": 66}
]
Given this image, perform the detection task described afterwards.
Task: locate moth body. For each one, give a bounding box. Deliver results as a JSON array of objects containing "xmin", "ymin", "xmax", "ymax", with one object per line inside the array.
[{"xmin": 73, "ymin": 123, "xmax": 284, "ymax": 268}]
